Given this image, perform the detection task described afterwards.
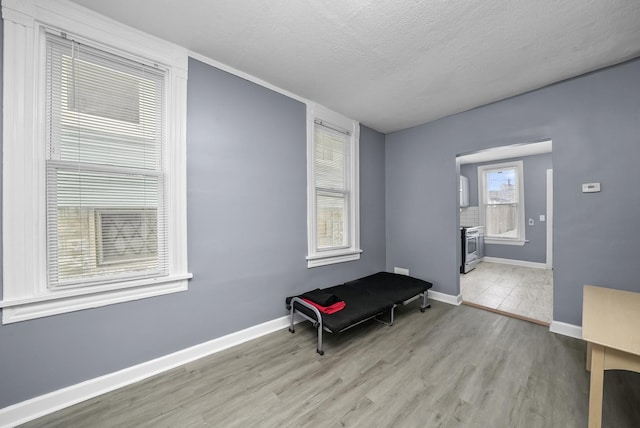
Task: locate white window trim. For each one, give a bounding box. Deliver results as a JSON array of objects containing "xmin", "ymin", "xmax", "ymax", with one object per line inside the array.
[
  {"xmin": 478, "ymin": 160, "xmax": 526, "ymax": 246},
  {"xmin": 0, "ymin": 0, "xmax": 192, "ymax": 323},
  {"xmin": 306, "ymin": 103, "xmax": 361, "ymax": 268}
]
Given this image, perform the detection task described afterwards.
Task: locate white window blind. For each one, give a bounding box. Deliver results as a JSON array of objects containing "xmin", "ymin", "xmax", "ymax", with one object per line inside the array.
[
  {"xmin": 314, "ymin": 122, "xmax": 349, "ymax": 250},
  {"xmin": 45, "ymin": 32, "xmax": 168, "ymax": 288}
]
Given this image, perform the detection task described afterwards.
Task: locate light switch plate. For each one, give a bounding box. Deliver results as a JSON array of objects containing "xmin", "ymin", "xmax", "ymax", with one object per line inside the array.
[{"xmin": 582, "ymin": 182, "xmax": 601, "ymax": 193}]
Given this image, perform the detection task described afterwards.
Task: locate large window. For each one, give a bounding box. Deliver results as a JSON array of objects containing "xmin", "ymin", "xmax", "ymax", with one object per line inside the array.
[
  {"xmin": 46, "ymin": 32, "xmax": 167, "ymax": 288},
  {"xmin": 1, "ymin": 0, "xmax": 191, "ymax": 323},
  {"xmin": 478, "ymin": 161, "xmax": 526, "ymax": 245},
  {"xmin": 306, "ymin": 105, "xmax": 361, "ymax": 267}
]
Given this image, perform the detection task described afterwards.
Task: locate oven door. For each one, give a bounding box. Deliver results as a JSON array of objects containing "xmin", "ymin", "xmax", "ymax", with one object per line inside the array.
[
  {"xmin": 463, "ymin": 231, "xmax": 480, "ymax": 273},
  {"xmin": 466, "ymin": 234, "xmax": 478, "ymax": 261}
]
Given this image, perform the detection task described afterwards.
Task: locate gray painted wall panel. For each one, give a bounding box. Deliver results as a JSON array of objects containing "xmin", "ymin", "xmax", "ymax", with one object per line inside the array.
[
  {"xmin": 0, "ymin": 57, "xmax": 386, "ymax": 408},
  {"xmin": 461, "ymin": 153, "xmax": 552, "ymax": 263},
  {"xmin": 386, "ymin": 58, "xmax": 640, "ymax": 326}
]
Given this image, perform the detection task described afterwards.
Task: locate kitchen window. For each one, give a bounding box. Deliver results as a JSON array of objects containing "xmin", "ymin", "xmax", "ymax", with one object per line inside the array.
[
  {"xmin": 478, "ymin": 161, "xmax": 526, "ymax": 245},
  {"xmin": 1, "ymin": 0, "xmax": 191, "ymax": 323},
  {"xmin": 306, "ymin": 104, "xmax": 361, "ymax": 267}
]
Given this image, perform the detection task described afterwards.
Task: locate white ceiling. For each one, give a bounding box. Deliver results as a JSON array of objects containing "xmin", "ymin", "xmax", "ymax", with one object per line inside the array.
[{"xmin": 69, "ymin": 0, "xmax": 640, "ymax": 134}]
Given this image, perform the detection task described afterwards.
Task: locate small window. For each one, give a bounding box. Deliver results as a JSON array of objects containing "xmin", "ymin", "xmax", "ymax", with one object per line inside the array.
[
  {"xmin": 478, "ymin": 161, "xmax": 526, "ymax": 245},
  {"xmin": 306, "ymin": 105, "xmax": 361, "ymax": 267}
]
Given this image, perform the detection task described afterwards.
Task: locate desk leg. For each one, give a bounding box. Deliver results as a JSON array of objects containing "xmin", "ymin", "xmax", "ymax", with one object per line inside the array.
[{"xmin": 588, "ymin": 344, "xmax": 605, "ymax": 428}]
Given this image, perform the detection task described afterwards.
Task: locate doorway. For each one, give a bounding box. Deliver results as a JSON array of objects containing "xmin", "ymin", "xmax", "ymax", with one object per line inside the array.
[{"xmin": 457, "ymin": 141, "xmax": 553, "ymax": 325}]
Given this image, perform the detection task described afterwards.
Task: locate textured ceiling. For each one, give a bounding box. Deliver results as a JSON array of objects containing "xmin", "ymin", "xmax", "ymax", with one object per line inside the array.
[{"xmin": 69, "ymin": 0, "xmax": 640, "ymax": 134}]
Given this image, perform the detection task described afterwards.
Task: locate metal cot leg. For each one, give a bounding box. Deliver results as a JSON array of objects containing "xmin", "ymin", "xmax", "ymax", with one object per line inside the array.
[
  {"xmin": 420, "ymin": 291, "xmax": 431, "ymax": 312},
  {"xmin": 316, "ymin": 322, "xmax": 324, "ymax": 355},
  {"xmin": 289, "ymin": 297, "xmax": 325, "ymax": 355},
  {"xmin": 289, "ymin": 302, "xmax": 296, "ymax": 333},
  {"xmin": 375, "ymin": 306, "xmax": 395, "ymax": 326}
]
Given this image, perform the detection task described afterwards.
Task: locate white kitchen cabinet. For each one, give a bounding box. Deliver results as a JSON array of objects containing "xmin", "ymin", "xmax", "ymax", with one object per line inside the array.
[{"xmin": 460, "ymin": 175, "xmax": 469, "ymax": 207}]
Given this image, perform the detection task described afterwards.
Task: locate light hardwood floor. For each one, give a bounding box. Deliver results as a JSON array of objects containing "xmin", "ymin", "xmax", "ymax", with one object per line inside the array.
[{"xmin": 20, "ymin": 302, "xmax": 640, "ymax": 427}]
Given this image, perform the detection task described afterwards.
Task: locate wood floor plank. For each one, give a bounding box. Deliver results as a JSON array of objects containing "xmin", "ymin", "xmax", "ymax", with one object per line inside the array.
[{"xmin": 19, "ymin": 302, "xmax": 640, "ymax": 428}]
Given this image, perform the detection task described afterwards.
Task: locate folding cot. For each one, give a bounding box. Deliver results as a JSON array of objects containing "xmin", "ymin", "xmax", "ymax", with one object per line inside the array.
[{"xmin": 285, "ymin": 272, "xmax": 432, "ymax": 355}]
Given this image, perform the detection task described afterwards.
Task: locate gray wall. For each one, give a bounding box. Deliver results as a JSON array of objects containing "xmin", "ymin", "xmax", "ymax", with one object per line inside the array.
[
  {"xmin": 386, "ymin": 58, "xmax": 640, "ymax": 326},
  {"xmin": 0, "ymin": 57, "xmax": 387, "ymax": 408},
  {"xmin": 460, "ymin": 152, "xmax": 552, "ymax": 263}
]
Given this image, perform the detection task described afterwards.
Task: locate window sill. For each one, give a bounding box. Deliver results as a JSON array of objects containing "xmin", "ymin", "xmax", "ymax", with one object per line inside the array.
[
  {"xmin": 307, "ymin": 249, "xmax": 363, "ymax": 268},
  {"xmin": 485, "ymin": 238, "xmax": 526, "ymax": 246},
  {"xmin": 0, "ymin": 273, "xmax": 192, "ymax": 324}
]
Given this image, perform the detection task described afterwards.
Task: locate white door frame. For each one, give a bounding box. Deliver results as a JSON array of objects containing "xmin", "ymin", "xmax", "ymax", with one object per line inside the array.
[{"xmin": 546, "ymin": 169, "xmax": 553, "ymax": 269}]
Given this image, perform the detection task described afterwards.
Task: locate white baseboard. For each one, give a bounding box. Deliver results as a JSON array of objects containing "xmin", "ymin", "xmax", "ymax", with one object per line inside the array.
[
  {"xmin": 0, "ymin": 314, "xmax": 303, "ymax": 428},
  {"xmin": 549, "ymin": 321, "xmax": 582, "ymax": 339},
  {"xmin": 482, "ymin": 257, "xmax": 548, "ymax": 270},
  {"xmin": 428, "ymin": 290, "xmax": 462, "ymax": 306}
]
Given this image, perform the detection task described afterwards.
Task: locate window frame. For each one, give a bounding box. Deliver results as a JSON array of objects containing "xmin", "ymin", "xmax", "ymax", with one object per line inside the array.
[
  {"xmin": 0, "ymin": 0, "xmax": 191, "ymax": 324},
  {"xmin": 478, "ymin": 160, "xmax": 526, "ymax": 246},
  {"xmin": 306, "ymin": 103, "xmax": 361, "ymax": 268}
]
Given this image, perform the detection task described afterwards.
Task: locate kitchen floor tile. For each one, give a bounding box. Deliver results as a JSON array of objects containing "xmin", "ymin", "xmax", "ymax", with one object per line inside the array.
[{"xmin": 460, "ymin": 261, "xmax": 553, "ymax": 324}]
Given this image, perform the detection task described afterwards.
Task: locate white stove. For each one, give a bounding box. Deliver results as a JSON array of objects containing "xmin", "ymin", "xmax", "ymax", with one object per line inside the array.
[{"xmin": 460, "ymin": 226, "xmax": 484, "ymax": 274}]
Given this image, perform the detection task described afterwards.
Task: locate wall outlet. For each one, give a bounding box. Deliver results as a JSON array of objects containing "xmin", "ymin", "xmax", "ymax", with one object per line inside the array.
[
  {"xmin": 394, "ymin": 267, "xmax": 409, "ymax": 276},
  {"xmin": 539, "ymin": 215, "xmax": 545, "ymax": 222}
]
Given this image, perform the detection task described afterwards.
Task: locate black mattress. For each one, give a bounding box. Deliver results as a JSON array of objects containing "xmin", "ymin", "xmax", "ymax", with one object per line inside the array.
[
  {"xmin": 344, "ymin": 272, "xmax": 432, "ymax": 304},
  {"xmin": 305, "ymin": 285, "xmax": 394, "ymax": 332},
  {"xmin": 288, "ymin": 272, "xmax": 432, "ymax": 332}
]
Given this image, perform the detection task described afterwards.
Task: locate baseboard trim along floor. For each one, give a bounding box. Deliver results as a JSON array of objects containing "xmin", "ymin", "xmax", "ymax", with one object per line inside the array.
[
  {"xmin": 482, "ymin": 257, "xmax": 548, "ymax": 270},
  {"xmin": 549, "ymin": 320, "xmax": 583, "ymax": 339},
  {"xmin": 428, "ymin": 289, "xmax": 462, "ymax": 306}
]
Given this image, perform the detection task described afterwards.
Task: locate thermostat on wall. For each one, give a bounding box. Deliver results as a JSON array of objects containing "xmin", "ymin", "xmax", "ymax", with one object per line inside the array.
[{"xmin": 582, "ymin": 182, "xmax": 601, "ymax": 193}]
